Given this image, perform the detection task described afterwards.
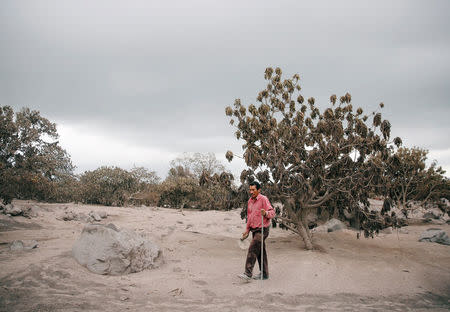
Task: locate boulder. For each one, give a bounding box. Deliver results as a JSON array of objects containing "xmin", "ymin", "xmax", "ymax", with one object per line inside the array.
[
  {"xmin": 311, "ymin": 218, "xmax": 347, "ymax": 233},
  {"xmin": 62, "ymin": 210, "xmax": 78, "ymax": 221},
  {"xmin": 98, "ymin": 211, "xmax": 108, "ymax": 219},
  {"xmin": 89, "ymin": 211, "xmax": 102, "ymax": 222},
  {"xmin": 430, "ymin": 219, "xmax": 445, "ymax": 225},
  {"xmin": 22, "ymin": 206, "xmax": 39, "ymax": 218},
  {"xmin": 418, "ymin": 228, "xmax": 450, "ymax": 245},
  {"xmin": 326, "ymin": 218, "xmax": 347, "ymax": 232},
  {"xmin": 10, "ymin": 240, "xmax": 38, "ymax": 251},
  {"xmin": 407, "ymin": 207, "xmax": 427, "ymax": 219},
  {"xmin": 57, "ymin": 207, "xmax": 85, "ymax": 221},
  {"xmin": 4, "ymin": 204, "xmax": 22, "ymax": 216},
  {"xmin": 72, "ymin": 223, "xmax": 162, "ymax": 275},
  {"xmin": 423, "ymin": 208, "xmax": 443, "ymax": 220},
  {"xmin": 311, "ymin": 224, "xmax": 328, "ymax": 233},
  {"xmin": 76, "ymin": 212, "xmax": 89, "ymax": 222}
]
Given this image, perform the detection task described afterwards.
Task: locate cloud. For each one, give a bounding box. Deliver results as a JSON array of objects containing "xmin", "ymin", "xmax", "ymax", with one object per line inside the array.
[
  {"xmin": 1, "ymin": 0, "xmax": 449, "ymax": 178},
  {"xmin": 428, "ymin": 148, "xmax": 450, "ymax": 176},
  {"xmin": 57, "ymin": 123, "xmax": 177, "ymax": 176},
  {"xmin": 57, "ymin": 121, "xmax": 246, "ymax": 179}
]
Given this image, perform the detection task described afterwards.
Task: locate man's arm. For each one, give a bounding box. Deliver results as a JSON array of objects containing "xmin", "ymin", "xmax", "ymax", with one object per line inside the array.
[
  {"xmin": 263, "ymin": 197, "xmax": 275, "ymax": 219},
  {"xmin": 242, "ymin": 205, "xmax": 250, "ymax": 238}
]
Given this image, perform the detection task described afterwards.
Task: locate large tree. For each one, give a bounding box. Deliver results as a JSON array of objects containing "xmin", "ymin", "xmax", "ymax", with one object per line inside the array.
[
  {"xmin": 225, "ymin": 67, "xmax": 402, "ymax": 249},
  {"xmin": 0, "ymin": 106, "xmax": 74, "ymax": 203}
]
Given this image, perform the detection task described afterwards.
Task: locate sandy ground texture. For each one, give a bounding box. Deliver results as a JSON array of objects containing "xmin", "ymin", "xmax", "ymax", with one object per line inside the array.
[{"xmin": 0, "ymin": 200, "xmax": 449, "ymax": 312}]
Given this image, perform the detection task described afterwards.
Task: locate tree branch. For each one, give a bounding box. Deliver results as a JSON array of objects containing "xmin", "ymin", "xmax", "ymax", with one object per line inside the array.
[
  {"xmin": 305, "ymin": 190, "xmax": 334, "ymax": 209},
  {"xmin": 273, "ymin": 217, "xmax": 300, "ymax": 235}
]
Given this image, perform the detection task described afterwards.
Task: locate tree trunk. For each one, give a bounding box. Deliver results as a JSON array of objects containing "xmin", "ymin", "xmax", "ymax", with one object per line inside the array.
[
  {"xmin": 296, "ymin": 220, "xmax": 313, "ymax": 250},
  {"xmin": 298, "ymin": 207, "xmax": 313, "ymax": 250},
  {"xmin": 282, "ymin": 197, "xmax": 314, "ymax": 250},
  {"xmin": 355, "ymin": 210, "xmax": 360, "ymax": 230}
]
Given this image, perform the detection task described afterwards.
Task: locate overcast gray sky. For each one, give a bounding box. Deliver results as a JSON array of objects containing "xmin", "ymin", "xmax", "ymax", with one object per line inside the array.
[{"xmin": 1, "ymin": 0, "xmax": 449, "ymax": 179}]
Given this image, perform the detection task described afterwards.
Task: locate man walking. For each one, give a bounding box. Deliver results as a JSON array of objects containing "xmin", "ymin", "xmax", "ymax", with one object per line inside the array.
[{"xmin": 238, "ymin": 181, "xmax": 275, "ymax": 281}]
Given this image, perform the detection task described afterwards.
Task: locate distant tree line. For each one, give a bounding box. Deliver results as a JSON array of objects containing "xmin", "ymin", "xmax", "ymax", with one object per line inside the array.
[{"xmin": 0, "ymin": 106, "xmax": 239, "ymax": 209}]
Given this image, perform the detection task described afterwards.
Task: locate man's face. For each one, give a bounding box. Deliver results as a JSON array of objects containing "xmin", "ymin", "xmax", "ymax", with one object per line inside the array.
[{"xmin": 249, "ymin": 185, "xmax": 260, "ymax": 199}]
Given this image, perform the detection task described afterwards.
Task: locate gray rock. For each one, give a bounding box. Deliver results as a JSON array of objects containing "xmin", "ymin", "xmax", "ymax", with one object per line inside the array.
[
  {"xmin": 89, "ymin": 211, "xmax": 102, "ymax": 222},
  {"xmin": 23, "ymin": 240, "xmax": 38, "ymax": 249},
  {"xmin": 423, "ymin": 208, "xmax": 443, "ymax": 220},
  {"xmin": 419, "ymin": 228, "xmax": 450, "ymax": 245},
  {"xmin": 105, "ymin": 223, "xmax": 119, "ymax": 231},
  {"xmin": 326, "ymin": 218, "xmax": 347, "ymax": 232},
  {"xmin": 311, "ymin": 218, "xmax": 347, "ymax": 233},
  {"xmin": 9, "ymin": 240, "xmax": 24, "ymax": 251},
  {"xmin": 72, "ymin": 224, "xmax": 162, "ymax": 275},
  {"xmin": 77, "ymin": 212, "xmax": 89, "ymax": 222},
  {"xmin": 5, "ymin": 204, "xmax": 22, "ymax": 216},
  {"xmin": 76, "ymin": 212, "xmax": 96, "ymax": 223},
  {"xmin": 407, "ymin": 207, "xmax": 427, "ymax": 219},
  {"xmin": 311, "ymin": 224, "xmax": 328, "ymax": 233},
  {"xmin": 430, "ymin": 219, "xmax": 445, "ymax": 225},
  {"xmin": 62, "ymin": 211, "xmax": 78, "ymax": 221},
  {"xmin": 98, "ymin": 211, "xmax": 108, "ymax": 219},
  {"xmin": 381, "ymin": 227, "xmax": 393, "ymax": 234},
  {"xmin": 22, "ymin": 206, "xmax": 39, "ymax": 218},
  {"xmin": 58, "ymin": 207, "xmax": 86, "ymax": 221},
  {"xmin": 10, "ymin": 240, "xmax": 38, "ymax": 251}
]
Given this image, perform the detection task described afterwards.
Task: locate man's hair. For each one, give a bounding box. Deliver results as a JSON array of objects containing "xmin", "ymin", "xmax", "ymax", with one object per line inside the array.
[{"xmin": 249, "ymin": 181, "xmax": 261, "ymax": 190}]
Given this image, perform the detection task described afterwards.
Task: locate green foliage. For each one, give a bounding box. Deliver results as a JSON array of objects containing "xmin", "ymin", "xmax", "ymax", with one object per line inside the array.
[{"xmin": 0, "ymin": 106, "xmax": 75, "ymax": 203}]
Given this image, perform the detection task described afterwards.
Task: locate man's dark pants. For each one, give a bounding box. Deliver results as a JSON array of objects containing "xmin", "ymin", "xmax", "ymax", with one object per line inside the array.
[{"xmin": 245, "ymin": 227, "xmax": 269, "ymax": 278}]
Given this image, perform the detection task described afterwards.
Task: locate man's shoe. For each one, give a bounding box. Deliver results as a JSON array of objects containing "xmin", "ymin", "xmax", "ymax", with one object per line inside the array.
[
  {"xmin": 252, "ymin": 272, "xmax": 268, "ymax": 280},
  {"xmin": 237, "ymin": 273, "xmax": 251, "ymax": 281}
]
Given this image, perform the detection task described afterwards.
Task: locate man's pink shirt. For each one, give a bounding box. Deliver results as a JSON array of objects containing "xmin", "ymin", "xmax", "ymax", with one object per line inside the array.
[{"xmin": 246, "ymin": 194, "xmax": 275, "ymax": 231}]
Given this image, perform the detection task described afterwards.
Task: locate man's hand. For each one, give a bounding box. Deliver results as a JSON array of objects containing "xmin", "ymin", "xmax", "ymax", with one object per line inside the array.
[
  {"xmin": 241, "ymin": 230, "xmax": 249, "ymax": 240},
  {"xmin": 261, "ymin": 209, "xmax": 267, "ymax": 216}
]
